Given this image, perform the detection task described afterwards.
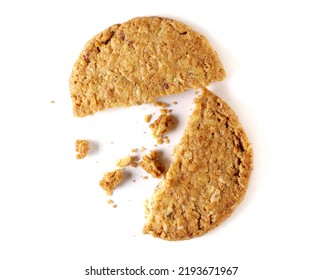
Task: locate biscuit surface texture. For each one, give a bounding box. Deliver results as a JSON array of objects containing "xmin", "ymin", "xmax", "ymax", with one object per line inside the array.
[
  {"xmin": 70, "ymin": 17, "xmax": 225, "ymax": 117},
  {"xmin": 143, "ymin": 87, "xmax": 253, "ymax": 240}
]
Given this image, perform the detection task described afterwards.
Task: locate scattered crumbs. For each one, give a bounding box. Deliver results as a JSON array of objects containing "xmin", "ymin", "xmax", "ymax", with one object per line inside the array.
[
  {"xmin": 116, "ymin": 155, "xmax": 132, "ymax": 167},
  {"xmin": 50, "ymin": 100, "xmax": 55, "ymax": 104},
  {"xmin": 143, "ymin": 176, "xmax": 148, "ymax": 180},
  {"xmin": 99, "ymin": 169, "xmax": 123, "ymax": 196},
  {"xmin": 164, "ymin": 136, "xmax": 170, "ymax": 144},
  {"xmin": 139, "ymin": 150, "xmax": 165, "ymax": 178},
  {"xmin": 140, "ymin": 146, "xmax": 146, "ymax": 152},
  {"xmin": 75, "ymin": 140, "xmax": 90, "ymax": 159},
  {"xmin": 112, "ymin": 204, "xmax": 117, "ymax": 208},
  {"xmin": 107, "ymin": 199, "xmax": 114, "ymax": 205},
  {"xmin": 173, "ymin": 101, "xmax": 178, "ymax": 105},
  {"xmin": 144, "ymin": 114, "xmax": 152, "ymax": 123},
  {"xmin": 131, "ymin": 148, "xmax": 138, "ymax": 153},
  {"xmin": 154, "ymin": 101, "xmax": 169, "ymax": 108},
  {"xmin": 149, "ymin": 113, "xmax": 174, "ymax": 138}
]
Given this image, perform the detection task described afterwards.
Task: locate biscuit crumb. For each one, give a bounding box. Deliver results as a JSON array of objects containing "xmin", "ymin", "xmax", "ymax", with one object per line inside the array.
[
  {"xmin": 143, "ymin": 176, "xmax": 148, "ymax": 180},
  {"xmin": 99, "ymin": 169, "xmax": 123, "ymax": 196},
  {"xmin": 130, "ymin": 156, "xmax": 140, "ymax": 167},
  {"xmin": 160, "ymin": 108, "xmax": 172, "ymax": 114},
  {"xmin": 156, "ymin": 136, "xmax": 170, "ymax": 145},
  {"xmin": 75, "ymin": 140, "xmax": 90, "ymax": 159},
  {"xmin": 131, "ymin": 148, "xmax": 138, "ymax": 153},
  {"xmin": 144, "ymin": 114, "xmax": 152, "ymax": 123},
  {"xmin": 130, "ymin": 162, "xmax": 139, "ymax": 168},
  {"xmin": 50, "ymin": 100, "xmax": 55, "ymax": 104},
  {"xmin": 116, "ymin": 155, "xmax": 132, "ymax": 167},
  {"xmin": 140, "ymin": 146, "xmax": 146, "ymax": 152},
  {"xmin": 139, "ymin": 151, "xmax": 165, "ymax": 178},
  {"xmin": 149, "ymin": 113, "xmax": 174, "ymax": 138},
  {"xmin": 154, "ymin": 101, "xmax": 169, "ymax": 108},
  {"xmin": 156, "ymin": 137, "xmax": 163, "ymax": 145},
  {"xmin": 173, "ymin": 101, "xmax": 178, "ymax": 105}
]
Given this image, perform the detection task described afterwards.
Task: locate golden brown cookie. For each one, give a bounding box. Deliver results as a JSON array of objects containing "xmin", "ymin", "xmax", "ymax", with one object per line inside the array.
[
  {"xmin": 70, "ymin": 17, "xmax": 225, "ymax": 117},
  {"xmin": 143, "ymin": 87, "xmax": 253, "ymax": 240}
]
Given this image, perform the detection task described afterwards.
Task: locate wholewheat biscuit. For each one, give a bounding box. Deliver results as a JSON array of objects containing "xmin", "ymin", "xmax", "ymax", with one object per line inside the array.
[
  {"xmin": 70, "ymin": 16, "xmax": 225, "ymax": 117},
  {"xmin": 143, "ymin": 87, "xmax": 253, "ymax": 240}
]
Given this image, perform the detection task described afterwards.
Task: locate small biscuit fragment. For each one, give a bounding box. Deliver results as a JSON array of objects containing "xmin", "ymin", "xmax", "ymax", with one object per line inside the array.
[
  {"xmin": 144, "ymin": 114, "xmax": 152, "ymax": 123},
  {"xmin": 116, "ymin": 155, "xmax": 132, "ymax": 167},
  {"xmin": 75, "ymin": 140, "xmax": 90, "ymax": 159},
  {"xmin": 149, "ymin": 113, "xmax": 174, "ymax": 138},
  {"xmin": 99, "ymin": 169, "xmax": 123, "ymax": 196},
  {"xmin": 139, "ymin": 151, "xmax": 165, "ymax": 178},
  {"xmin": 154, "ymin": 101, "xmax": 169, "ymax": 108}
]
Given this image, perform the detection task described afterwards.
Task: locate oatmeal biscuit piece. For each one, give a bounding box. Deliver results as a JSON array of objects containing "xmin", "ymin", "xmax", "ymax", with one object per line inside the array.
[
  {"xmin": 139, "ymin": 151, "xmax": 165, "ymax": 179},
  {"xmin": 144, "ymin": 114, "xmax": 152, "ymax": 123},
  {"xmin": 143, "ymin": 87, "xmax": 253, "ymax": 240},
  {"xmin": 70, "ymin": 16, "xmax": 225, "ymax": 117},
  {"xmin": 149, "ymin": 113, "xmax": 174, "ymax": 138},
  {"xmin": 99, "ymin": 169, "xmax": 123, "ymax": 196},
  {"xmin": 75, "ymin": 140, "xmax": 90, "ymax": 159},
  {"xmin": 116, "ymin": 155, "xmax": 132, "ymax": 168}
]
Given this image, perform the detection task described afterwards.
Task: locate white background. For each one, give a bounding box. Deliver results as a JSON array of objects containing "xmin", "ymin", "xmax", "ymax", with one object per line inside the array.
[{"xmin": 1, "ymin": 0, "xmax": 322, "ymax": 279}]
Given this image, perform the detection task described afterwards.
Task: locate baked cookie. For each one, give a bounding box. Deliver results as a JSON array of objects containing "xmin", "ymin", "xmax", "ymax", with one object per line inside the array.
[
  {"xmin": 143, "ymin": 87, "xmax": 253, "ymax": 240},
  {"xmin": 70, "ymin": 16, "xmax": 225, "ymax": 117}
]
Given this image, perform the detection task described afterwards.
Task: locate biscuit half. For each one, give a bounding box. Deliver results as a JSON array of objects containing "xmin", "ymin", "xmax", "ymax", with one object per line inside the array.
[
  {"xmin": 143, "ymin": 87, "xmax": 253, "ymax": 240},
  {"xmin": 70, "ymin": 17, "xmax": 225, "ymax": 117}
]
